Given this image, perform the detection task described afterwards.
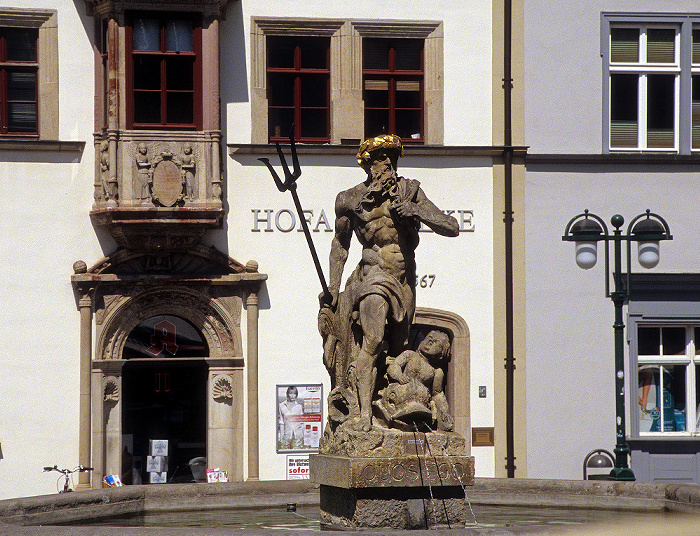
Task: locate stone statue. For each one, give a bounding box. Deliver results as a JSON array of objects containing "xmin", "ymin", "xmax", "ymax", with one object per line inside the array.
[
  {"xmin": 319, "ymin": 134, "xmax": 459, "ymax": 433},
  {"xmin": 374, "ymin": 330, "xmax": 453, "ymax": 432},
  {"xmin": 182, "ymin": 143, "xmax": 196, "ymax": 201},
  {"xmin": 135, "ymin": 142, "xmax": 151, "ymax": 203}
]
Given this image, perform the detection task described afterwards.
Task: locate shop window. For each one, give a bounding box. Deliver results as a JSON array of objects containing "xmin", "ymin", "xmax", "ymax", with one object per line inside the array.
[
  {"xmin": 363, "ymin": 38, "xmax": 423, "ymax": 143},
  {"xmin": 127, "ymin": 13, "xmax": 202, "ymax": 129},
  {"xmin": 634, "ymin": 325, "xmax": 700, "ymax": 434},
  {"xmin": 266, "ymin": 35, "xmax": 330, "ymax": 143}
]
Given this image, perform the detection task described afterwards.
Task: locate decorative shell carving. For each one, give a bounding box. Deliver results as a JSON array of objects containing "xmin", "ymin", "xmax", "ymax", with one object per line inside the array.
[
  {"xmin": 212, "ymin": 375, "xmax": 233, "ymax": 402},
  {"xmin": 104, "ymin": 377, "xmax": 119, "ymax": 402}
]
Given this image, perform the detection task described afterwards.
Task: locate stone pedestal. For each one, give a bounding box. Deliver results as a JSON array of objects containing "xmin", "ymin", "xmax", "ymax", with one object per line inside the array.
[{"xmin": 310, "ymin": 430, "xmax": 475, "ymax": 529}]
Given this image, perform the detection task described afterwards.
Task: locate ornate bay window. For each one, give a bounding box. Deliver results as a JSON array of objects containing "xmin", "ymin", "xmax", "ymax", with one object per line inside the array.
[{"xmin": 86, "ymin": 0, "xmax": 227, "ymax": 251}]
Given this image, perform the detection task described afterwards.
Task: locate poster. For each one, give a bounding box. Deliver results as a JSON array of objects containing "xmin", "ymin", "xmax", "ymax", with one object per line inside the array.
[
  {"xmin": 276, "ymin": 384, "xmax": 323, "ymax": 452},
  {"xmin": 286, "ymin": 455, "xmax": 310, "ymax": 479}
]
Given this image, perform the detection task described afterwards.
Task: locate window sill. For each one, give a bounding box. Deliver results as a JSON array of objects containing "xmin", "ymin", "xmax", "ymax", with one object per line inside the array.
[
  {"xmin": 0, "ymin": 139, "xmax": 85, "ymax": 152},
  {"xmin": 228, "ymin": 143, "xmax": 528, "ymax": 158},
  {"xmin": 628, "ymin": 435, "xmax": 700, "ymax": 442}
]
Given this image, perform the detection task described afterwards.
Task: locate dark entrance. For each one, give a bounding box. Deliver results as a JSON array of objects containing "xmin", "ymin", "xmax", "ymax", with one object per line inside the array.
[
  {"xmin": 122, "ymin": 361, "xmax": 207, "ymax": 484},
  {"xmin": 121, "ymin": 315, "xmax": 209, "ymax": 484}
]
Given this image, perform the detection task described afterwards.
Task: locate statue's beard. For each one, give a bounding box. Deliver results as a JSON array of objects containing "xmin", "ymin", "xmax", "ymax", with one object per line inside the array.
[{"xmin": 371, "ymin": 163, "xmax": 393, "ymax": 182}]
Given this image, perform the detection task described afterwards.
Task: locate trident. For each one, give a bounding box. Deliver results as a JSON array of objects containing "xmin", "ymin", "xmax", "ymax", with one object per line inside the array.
[{"xmin": 258, "ymin": 130, "xmax": 332, "ymax": 303}]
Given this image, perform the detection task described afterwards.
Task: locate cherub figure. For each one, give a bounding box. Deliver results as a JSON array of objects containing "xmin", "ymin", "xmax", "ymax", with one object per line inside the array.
[{"xmin": 374, "ymin": 330, "xmax": 454, "ymax": 432}]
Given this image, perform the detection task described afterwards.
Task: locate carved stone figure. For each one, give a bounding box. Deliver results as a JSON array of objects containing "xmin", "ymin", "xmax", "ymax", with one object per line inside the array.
[
  {"xmin": 374, "ymin": 330, "xmax": 453, "ymax": 432},
  {"xmin": 182, "ymin": 143, "xmax": 197, "ymax": 201},
  {"xmin": 319, "ymin": 134, "xmax": 459, "ymax": 433},
  {"xmin": 134, "ymin": 142, "xmax": 152, "ymax": 203}
]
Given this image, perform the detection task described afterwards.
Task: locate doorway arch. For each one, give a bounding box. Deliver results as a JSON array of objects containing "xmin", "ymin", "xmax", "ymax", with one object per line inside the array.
[{"xmin": 75, "ymin": 247, "xmax": 266, "ymax": 486}]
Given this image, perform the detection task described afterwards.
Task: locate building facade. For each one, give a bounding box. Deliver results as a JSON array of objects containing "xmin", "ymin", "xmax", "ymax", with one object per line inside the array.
[
  {"xmin": 0, "ymin": 0, "xmax": 526, "ymax": 499},
  {"xmin": 524, "ymin": 1, "xmax": 700, "ymax": 481}
]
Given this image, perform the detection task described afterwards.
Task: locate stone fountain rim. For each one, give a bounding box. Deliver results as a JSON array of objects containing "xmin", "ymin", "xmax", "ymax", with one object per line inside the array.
[{"xmin": 1, "ymin": 477, "xmax": 700, "ymax": 535}]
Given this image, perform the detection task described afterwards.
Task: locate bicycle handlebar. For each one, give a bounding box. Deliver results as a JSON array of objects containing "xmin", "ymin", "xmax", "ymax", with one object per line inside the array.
[{"xmin": 43, "ymin": 465, "xmax": 94, "ymax": 474}]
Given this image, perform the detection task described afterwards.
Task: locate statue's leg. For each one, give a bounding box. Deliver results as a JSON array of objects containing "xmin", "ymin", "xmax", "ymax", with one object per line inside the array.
[{"xmin": 354, "ymin": 294, "xmax": 388, "ymax": 431}]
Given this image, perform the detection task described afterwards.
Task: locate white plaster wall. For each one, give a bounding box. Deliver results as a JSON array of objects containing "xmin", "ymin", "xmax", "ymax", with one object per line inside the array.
[
  {"xmin": 524, "ymin": 0, "xmax": 696, "ymax": 154},
  {"xmin": 525, "ymin": 167, "xmax": 700, "ymax": 480},
  {"xmin": 0, "ymin": 1, "xmax": 99, "ymax": 499},
  {"xmin": 220, "ymin": 154, "xmax": 495, "ymax": 480},
  {"xmin": 224, "ymin": 0, "xmax": 493, "ymax": 146}
]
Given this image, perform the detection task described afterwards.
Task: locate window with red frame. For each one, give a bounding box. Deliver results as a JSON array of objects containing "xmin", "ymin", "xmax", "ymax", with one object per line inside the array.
[
  {"xmin": 0, "ymin": 27, "xmax": 38, "ymax": 135},
  {"xmin": 127, "ymin": 14, "xmax": 201, "ymax": 129},
  {"xmin": 267, "ymin": 35, "xmax": 330, "ymax": 143},
  {"xmin": 363, "ymin": 38, "xmax": 424, "ymax": 143}
]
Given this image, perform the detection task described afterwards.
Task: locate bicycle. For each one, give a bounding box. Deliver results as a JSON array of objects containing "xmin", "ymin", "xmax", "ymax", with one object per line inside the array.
[{"xmin": 43, "ymin": 465, "xmax": 93, "ymax": 493}]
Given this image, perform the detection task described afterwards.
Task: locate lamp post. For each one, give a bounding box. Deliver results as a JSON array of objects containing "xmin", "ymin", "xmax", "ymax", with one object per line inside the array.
[{"xmin": 562, "ymin": 209, "xmax": 672, "ymax": 481}]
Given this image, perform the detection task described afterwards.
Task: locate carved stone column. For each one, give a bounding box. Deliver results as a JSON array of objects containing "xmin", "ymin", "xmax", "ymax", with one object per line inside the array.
[
  {"xmin": 246, "ymin": 261, "xmax": 261, "ymax": 481},
  {"xmin": 77, "ymin": 283, "xmax": 94, "ymax": 490}
]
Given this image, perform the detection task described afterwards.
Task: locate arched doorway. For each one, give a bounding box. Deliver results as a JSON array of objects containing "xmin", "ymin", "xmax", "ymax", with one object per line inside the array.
[
  {"xmin": 121, "ymin": 315, "xmax": 209, "ymax": 484},
  {"xmin": 75, "ymin": 247, "xmax": 267, "ymax": 487}
]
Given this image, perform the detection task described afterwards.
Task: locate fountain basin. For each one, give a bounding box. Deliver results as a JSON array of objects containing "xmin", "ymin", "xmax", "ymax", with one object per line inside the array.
[{"xmin": 1, "ymin": 478, "xmax": 700, "ymax": 535}]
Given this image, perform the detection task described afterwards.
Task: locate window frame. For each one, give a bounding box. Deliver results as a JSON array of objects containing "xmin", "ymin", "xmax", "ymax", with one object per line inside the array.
[
  {"xmin": 250, "ymin": 18, "xmax": 443, "ymax": 145},
  {"xmin": 628, "ymin": 274, "xmax": 700, "ymax": 438},
  {"xmin": 362, "ymin": 37, "xmax": 425, "ymax": 144},
  {"xmin": 125, "ymin": 11, "xmax": 203, "ymax": 130},
  {"xmin": 266, "ymin": 35, "xmax": 331, "ymax": 144},
  {"xmin": 0, "ymin": 27, "xmax": 38, "ymax": 135},
  {"xmin": 0, "ymin": 8, "xmax": 57, "ymax": 140},
  {"xmin": 602, "ymin": 13, "xmax": 700, "ymax": 154}
]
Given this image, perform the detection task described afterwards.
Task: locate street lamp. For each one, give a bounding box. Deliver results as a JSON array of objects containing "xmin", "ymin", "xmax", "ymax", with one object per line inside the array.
[{"xmin": 562, "ymin": 209, "xmax": 672, "ymax": 481}]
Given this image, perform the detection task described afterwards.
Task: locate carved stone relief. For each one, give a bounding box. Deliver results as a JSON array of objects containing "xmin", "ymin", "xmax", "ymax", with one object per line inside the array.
[
  {"xmin": 97, "ymin": 287, "xmax": 241, "ymax": 360},
  {"xmin": 212, "ymin": 374, "xmax": 234, "ymax": 402},
  {"xmin": 128, "ymin": 141, "xmax": 203, "ymax": 208},
  {"xmin": 103, "ymin": 376, "xmax": 119, "ymax": 403}
]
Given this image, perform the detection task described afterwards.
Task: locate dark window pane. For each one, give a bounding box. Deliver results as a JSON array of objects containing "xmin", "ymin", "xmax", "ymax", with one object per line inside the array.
[
  {"xmin": 363, "ymin": 38, "xmax": 389, "ymax": 70},
  {"xmin": 611, "ymin": 74, "xmax": 638, "ymax": 121},
  {"xmin": 611, "ymin": 28, "xmax": 639, "ymax": 62},
  {"xmin": 394, "ymin": 39, "xmax": 422, "ymax": 70},
  {"xmin": 610, "ymin": 73, "xmax": 638, "ymax": 147},
  {"xmin": 268, "ymin": 73, "xmax": 295, "ymax": 106},
  {"xmin": 166, "ymin": 57, "xmax": 194, "ymax": 91},
  {"xmin": 166, "ymin": 19, "xmax": 193, "ymax": 52},
  {"xmin": 134, "ymin": 92, "xmax": 161, "ymax": 123},
  {"xmin": 395, "ymin": 109, "xmax": 421, "ymax": 139},
  {"xmin": 364, "ymin": 83, "xmax": 389, "ymax": 108},
  {"xmin": 662, "ymin": 327, "xmax": 686, "ymax": 355},
  {"xmin": 267, "ymin": 36, "xmax": 296, "ymax": 68},
  {"xmin": 269, "ymin": 107, "xmax": 294, "ymax": 139},
  {"xmin": 692, "ymin": 76, "xmax": 700, "ymax": 148},
  {"xmin": 647, "ymin": 74, "xmax": 674, "ymax": 148},
  {"xmin": 5, "ymin": 29, "xmax": 36, "ymax": 62},
  {"xmin": 300, "ymin": 37, "xmax": 329, "ymax": 68},
  {"xmin": 133, "ymin": 18, "xmax": 160, "ymax": 51},
  {"xmin": 134, "ymin": 56, "xmax": 161, "ymax": 90},
  {"xmin": 364, "ymin": 108, "xmax": 389, "ymax": 138},
  {"xmin": 166, "ymin": 92, "xmax": 193, "ymax": 124},
  {"xmin": 638, "ymin": 327, "xmax": 660, "ymax": 355},
  {"xmin": 123, "ymin": 315, "xmax": 208, "ymax": 359},
  {"xmin": 395, "ymin": 84, "xmax": 421, "ymax": 108},
  {"xmin": 300, "ymin": 74, "xmax": 327, "ymax": 107},
  {"xmin": 300, "ymin": 108, "xmax": 327, "ymax": 138},
  {"xmin": 8, "ymin": 102, "xmax": 36, "ymax": 132},
  {"xmin": 7, "ymin": 71, "xmax": 35, "ymax": 101}
]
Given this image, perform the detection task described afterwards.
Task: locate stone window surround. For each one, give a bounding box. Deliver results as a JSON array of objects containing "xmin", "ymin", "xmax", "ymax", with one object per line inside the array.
[
  {"xmin": 251, "ymin": 17, "xmax": 444, "ymax": 145},
  {"xmin": 0, "ymin": 8, "xmax": 58, "ymax": 141}
]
